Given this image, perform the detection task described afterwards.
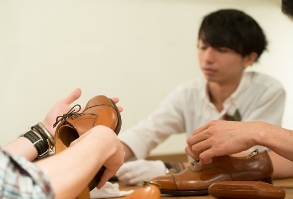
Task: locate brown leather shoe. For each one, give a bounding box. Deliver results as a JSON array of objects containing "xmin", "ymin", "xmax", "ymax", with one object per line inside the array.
[
  {"xmin": 208, "ymin": 181, "xmax": 285, "ymax": 199},
  {"xmin": 149, "ymin": 150, "xmax": 273, "ymax": 196},
  {"xmin": 123, "ymin": 185, "xmax": 161, "ymax": 199},
  {"xmin": 54, "ymin": 95, "xmax": 122, "ymax": 198}
]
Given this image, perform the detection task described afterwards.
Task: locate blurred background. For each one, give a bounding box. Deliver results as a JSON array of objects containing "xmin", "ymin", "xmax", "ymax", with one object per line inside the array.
[{"xmin": 0, "ymin": 0, "xmax": 292, "ymax": 156}]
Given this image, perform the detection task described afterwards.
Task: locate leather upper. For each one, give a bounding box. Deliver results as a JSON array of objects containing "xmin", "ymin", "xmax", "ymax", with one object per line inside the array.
[
  {"xmin": 124, "ymin": 185, "xmax": 161, "ymax": 199},
  {"xmin": 151, "ymin": 150, "xmax": 273, "ymax": 191},
  {"xmin": 57, "ymin": 95, "xmax": 121, "ymax": 136}
]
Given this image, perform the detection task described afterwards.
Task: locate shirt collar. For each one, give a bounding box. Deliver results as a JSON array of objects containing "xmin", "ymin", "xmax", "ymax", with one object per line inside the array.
[{"xmin": 202, "ymin": 72, "xmax": 252, "ymax": 114}]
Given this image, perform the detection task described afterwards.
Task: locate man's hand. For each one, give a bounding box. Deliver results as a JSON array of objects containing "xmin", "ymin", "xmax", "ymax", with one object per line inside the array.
[
  {"xmin": 41, "ymin": 89, "xmax": 123, "ymax": 137},
  {"xmin": 42, "ymin": 88, "xmax": 82, "ymax": 137},
  {"xmin": 185, "ymin": 120, "xmax": 260, "ymax": 164}
]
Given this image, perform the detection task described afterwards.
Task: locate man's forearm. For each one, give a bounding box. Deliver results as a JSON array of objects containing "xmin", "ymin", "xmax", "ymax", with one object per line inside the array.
[
  {"xmin": 270, "ymin": 151, "xmax": 293, "ymax": 179},
  {"xmin": 3, "ymin": 137, "xmax": 38, "ymax": 161},
  {"xmin": 122, "ymin": 142, "xmax": 135, "ymax": 161},
  {"xmin": 36, "ymin": 126, "xmax": 122, "ymax": 199},
  {"xmin": 256, "ymin": 123, "xmax": 293, "ymax": 162}
]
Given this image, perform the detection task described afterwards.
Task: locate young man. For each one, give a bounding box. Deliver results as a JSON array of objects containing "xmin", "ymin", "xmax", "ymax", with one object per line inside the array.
[
  {"xmin": 116, "ymin": 9, "xmax": 286, "ymax": 185},
  {"xmin": 185, "ymin": 0, "xmax": 293, "ymax": 180}
]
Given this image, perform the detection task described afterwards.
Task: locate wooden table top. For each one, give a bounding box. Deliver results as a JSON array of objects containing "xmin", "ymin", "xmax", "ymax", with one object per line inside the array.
[{"xmin": 111, "ymin": 178, "xmax": 293, "ymax": 199}]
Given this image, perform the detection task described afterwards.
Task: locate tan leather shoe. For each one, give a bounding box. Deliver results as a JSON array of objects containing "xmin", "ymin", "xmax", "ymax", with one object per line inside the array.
[
  {"xmin": 123, "ymin": 185, "xmax": 161, "ymax": 199},
  {"xmin": 208, "ymin": 181, "xmax": 285, "ymax": 199},
  {"xmin": 54, "ymin": 95, "xmax": 122, "ymax": 199},
  {"xmin": 55, "ymin": 95, "xmax": 121, "ymax": 137},
  {"xmin": 149, "ymin": 150, "xmax": 273, "ymax": 196}
]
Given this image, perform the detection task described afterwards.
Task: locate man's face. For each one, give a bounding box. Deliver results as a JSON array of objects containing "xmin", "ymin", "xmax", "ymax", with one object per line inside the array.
[{"xmin": 197, "ymin": 40, "xmax": 250, "ymax": 85}]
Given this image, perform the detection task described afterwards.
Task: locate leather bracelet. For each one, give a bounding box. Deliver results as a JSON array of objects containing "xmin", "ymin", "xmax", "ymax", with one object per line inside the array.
[
  {"xmin": 31, "ymin": 125, "xmax": 49, "ymax": 151},
  {"xmin": 22, "ymin": 130, "xmax": 49, "ymax": 159},
  {"xmin": 31, "ymin": 123, "xmax": 54, "ymax": 153},
  {"xmin": 31, "ymin": 127, "xmax": 49, "ymax": 151},
  {"xmin": 37, "ymin": 122, "xmax": 55, "ymax": 147}
]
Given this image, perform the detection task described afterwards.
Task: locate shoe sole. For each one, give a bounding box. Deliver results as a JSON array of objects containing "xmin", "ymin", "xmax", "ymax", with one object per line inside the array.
[{"xmin": 161, "ymin": 189, "xmax": 208, "ymax": 196}]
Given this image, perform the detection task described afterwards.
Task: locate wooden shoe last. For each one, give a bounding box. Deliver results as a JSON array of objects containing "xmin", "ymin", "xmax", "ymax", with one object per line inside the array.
[{"xmin": 208, "ymin": 181, "xmax": 286, "ymax": 199}]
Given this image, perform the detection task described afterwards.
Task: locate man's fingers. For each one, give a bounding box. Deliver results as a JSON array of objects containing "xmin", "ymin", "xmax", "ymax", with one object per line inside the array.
[
  {"xmin": 186, "ymin": 138, "xmax": 215, "ymax": 164},
  {"xmin": 110, "ymin": 97, "xmax": 123, "ymax": 112},
  {"xmin": 187, "ymin": 129, "xmax": 209, "ymax": 147},
  {"xmin": 185, "ymin": 145, "xmax": 197, "ymax": 159},
  {"xmin": 199, "ymin": 149, "xmax": 215, "ymax": 164},
  {"xmin": 111, "ymin": 97, "xmax": 119, "ymax": 103},
  {"xmin": 117, "ymin": 106, "xmax": 123, "ymax": 113},
  {"xmin": 192, "ymin": 123, "xmax": 210, "ymax": 135},
  {"xmin": 97, "ymin": 169, "xmax": 118, "ymax": 189},
  {"xmin": 190, "ymin": 139, "xmax": 213, "ymax": 159},
  {"xmin": 62, "ymin": 88, "xmax": 82, "ymax": 104}
]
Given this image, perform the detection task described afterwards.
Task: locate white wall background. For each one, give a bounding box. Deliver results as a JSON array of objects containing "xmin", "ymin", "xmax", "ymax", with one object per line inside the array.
[{"xmin": 0, "ymin": 0, "xmax": 292, "ymax": 156}]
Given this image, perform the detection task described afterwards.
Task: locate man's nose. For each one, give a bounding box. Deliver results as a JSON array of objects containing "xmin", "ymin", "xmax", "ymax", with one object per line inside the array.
[{"xmin": 202, "ymin": 47, "xmax": 215, "ymax": 63}]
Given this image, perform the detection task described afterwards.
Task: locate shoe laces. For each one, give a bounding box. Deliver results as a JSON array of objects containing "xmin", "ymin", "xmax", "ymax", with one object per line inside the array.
[
  {"xmin": 190, "ymin": 159, "xmax": 200, "ymax": 167},
  {"xmin": 53, "ymin": 103, "xmax": 115, "ymax": 128},
  {"xmin": 53, "ymin": 104, "xmax": 82, "ymax": 127},
  {"xmin": 246, "ymin": 149, "xmax": 259, "ymax": 158}
]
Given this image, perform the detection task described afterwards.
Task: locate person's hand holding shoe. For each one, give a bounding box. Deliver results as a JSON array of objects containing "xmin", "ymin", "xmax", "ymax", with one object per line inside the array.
[
  {"xmin": 42, "ymin": 88, "xmax": 82, "ymax": 137},
  {"xmin": 116, "ymin": 159, "xmax": 166, "ymax": 185}
]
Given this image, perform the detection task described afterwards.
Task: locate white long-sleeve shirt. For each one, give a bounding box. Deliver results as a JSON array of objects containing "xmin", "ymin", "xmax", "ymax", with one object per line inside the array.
[{"xmin": 119, "ymin": 72, "xmax": 286, "ymax": 160}]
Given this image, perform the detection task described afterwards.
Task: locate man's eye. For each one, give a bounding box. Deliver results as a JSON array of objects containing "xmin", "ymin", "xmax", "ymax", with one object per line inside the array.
[
  {"xmin": 217, "ymin": 48, "xmax": 228, "ymax": 53},
  {"xmin": 199, "ymin": 46, "xmax": 207, "ymax": 50}
]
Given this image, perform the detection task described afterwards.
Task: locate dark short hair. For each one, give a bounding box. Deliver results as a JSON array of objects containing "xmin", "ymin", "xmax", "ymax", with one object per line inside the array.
[
  {"xmin": 282, "ymin": 0, "xmax": 293, "ymax": 18},
  {"xmin": 198, "ymin": 9, "xmax": 267, "ymax": 62}
]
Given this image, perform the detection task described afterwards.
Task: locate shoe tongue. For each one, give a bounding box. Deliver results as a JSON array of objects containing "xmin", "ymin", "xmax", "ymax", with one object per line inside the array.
[{"xmin": 189, "ymin": 160, "xmax": 203, "ymax": 172}]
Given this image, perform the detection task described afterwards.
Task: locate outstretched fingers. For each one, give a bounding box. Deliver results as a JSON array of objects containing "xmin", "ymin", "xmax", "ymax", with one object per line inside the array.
[
  {"xmin": 62, "ymin": 88, "xmax": 82, "ymax": 105},
  {"xmin": 110, "ymin": 97, "xmax": 123, "ymax": 113}
]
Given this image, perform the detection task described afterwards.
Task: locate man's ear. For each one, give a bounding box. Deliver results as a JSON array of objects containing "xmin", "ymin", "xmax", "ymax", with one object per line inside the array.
[{"xmin": 243, "ymin": 52, "xmax": 258, "ymax": 68}]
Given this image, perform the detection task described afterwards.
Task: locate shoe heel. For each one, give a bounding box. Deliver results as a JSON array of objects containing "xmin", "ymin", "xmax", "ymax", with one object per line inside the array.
[{"xmin": 259, "ymin": 177, "xmax": 273, "ymax": 184}]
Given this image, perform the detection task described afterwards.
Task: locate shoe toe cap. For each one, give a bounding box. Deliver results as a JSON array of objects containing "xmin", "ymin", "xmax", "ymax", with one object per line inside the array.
[{"xmin": 150, "ymin": 175, "xmax": 177, "ymax": 190}]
